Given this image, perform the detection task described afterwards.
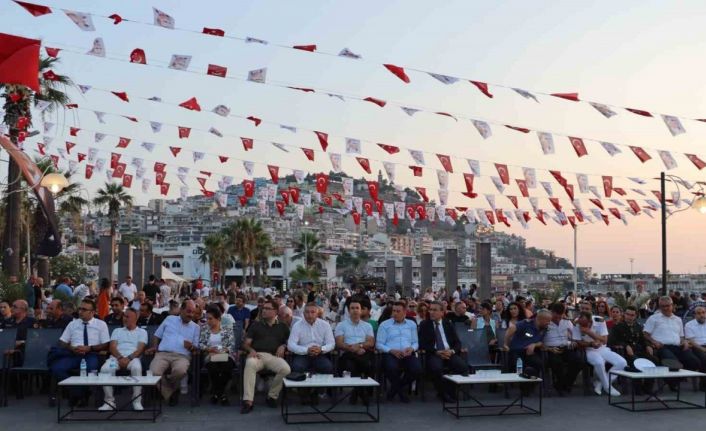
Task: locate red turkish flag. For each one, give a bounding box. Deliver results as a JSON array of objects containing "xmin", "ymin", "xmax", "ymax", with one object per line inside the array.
[
  {"xmin": 293, "ymin": 44, "xmax": 317, "ymax": 52},
  {"xmin": 523, "ymin": 212, "xmax": 532, "ymax": 223},
  {"xmin": 416, "ymin": 204, "xmax": 427, "ymax": 220},
  {"xmin": 242, "ymin": 179, "xmax": 254, "ymax": 197},
  {"xmin": 406, "ymin": 206, "xmax": 416, "ymax": 220},
  {"xmin": 367, "ymin": 181, "xmax": 379, "ymax": 201},
  {"xmin": 549, "ymin": 198, "xmax": 562, "ymax": 212},
  {"xmin": 629, "ymin": 146, "xmax": 651, "ymax": 163},
  {"xmin": 392, "ymin": 212, "xmax": 399, "ymax": 226},
  {"xmin": 455, "ymin": 206, "xmax": 468, "ymax": 213},
  {"xmin": 154, "ymin": 162, "xmax": 166, "ymax": 173},
  {"xmin": 627, "ymin": 200, "xmax": 641, "ymax": 214},
  {"xmin": 178, "ymin": 127, "xmax": 191, "ymax": 139},
  {"xmin": 589, "ymin": 199, "xmax": 604, "ymax": 210},
  {"xmin": 573, "ymin": 209, "xmax": 584, "ymax": 223},
  {"xmin": 333, "ymin": 193, "xmax": 344, "ymax": 202},
  {"xmin": 85, "ymin": 164, "xmax": 94, "ymax": 179},
  {"xmin": 626, "ymin": 108, "xmax": 652, "ymax": 117},
  {"xmin": 551, "ymin": 92, "xmax": 579, "ymax": 102},
  {"xmin": 505, "ymin": 125, "xmax": 530, "ymax": 133},
  {"xmin": 109, "ymin": 14, "xmax": 122, "ymax": 24},
  {"xmin": 159, "ymin": 183, "xmax": 170, "ymax": 196},
  {"xmin": 207, "ymin": 64, "xmax": 227, "ymax": 77},
  {"xmin": 516, "ymin": 179, "xmax": 529, "ymax": 197},
  {"xmin": 383, "ymin": 64, "xmax": 410, "ymax": 83},
  {"xmin": 275, "ymin": 201, "xmax": 285, "ymax": 216},
  {"xmin": 202, "ymin": 190, "xmax": 215, "ymax": 198},
  {"xmin": 302, "ymin": 148, "xmax": 315, "ymax": 161},
  {"xmin": 197, "ymin": 177, "xmax": 207, "ymax": 189},
  {"xmin": 116, "ymin": 137, "xmax": 131, "ymax": 148},
  {"xmin": 280, "ymin": 190, "xmax": 290, "ymax": 205},
  {"xmin": 323, "ymin": 196, "xmax": 333, "ymax": 206},
  {"xmin": 377, "ymin": 143, "xmax": 400, "ymax": 154},
  {"xmin": 0, "ymin": 33, "xmax": 41, "ymax": 92},
  {"xmin": 446, "ymin": 208, "xmax": 458, "ymax": 221},
  {"xmin": 316, "ymin": 173, "xmax": 329, "ymax": 194},
  {"xmin": 43, "ymin": 70, "xmax": 58, "ymax": 81},
  {"xmin": 437, "ymin": 154, "xmax": 453, "ymax": 173},
  {"xmin": 496, "ymin": 209, "xmax": 510, "ymax": 227},
  {"xmin": 652, "ymin": 190, "xmax": 663, "ymax": 202},
  {"xmin": 435, "ymin": 112, "xmax": 457, "ymax": 121},
  {"xmin": 613, "ymin": 188, "xmax": 626, "ymax": 196},
  {"xmin": 267, "ymin": 165, "xmax": 279, "ymax": 184},
  {"xmin": 45, "ymin": 47, "xmax": 60, "ymax": 57},
  {"xmin": 122, "ymin": 174, "xmax": 133, "ymax": 188},
  {"xmin": 507, "ymin": 196, "xmax": 519, "ymax": 208},
  {"xmin": 69, "ymin": 127, "xmax": 79, "ymax": 136},
  {"xmin": 567, "ymin": 216, "xmax": 576, "ymax": 228},
  {"xmin": 13, "ymin": 1, "xmax": 52, "ymax": 16},
  {"xmin": 602, "ymin": 176, "xmax": 613, "ymax": 198},
  {"xmin": 218, "ymin": 155, "xmax": 228, "ymax": 163},
  {"xmin": 239, "ymin": 196, "xmax": 248, "ymax": 207},
  {"xmin": 241, "ymin": 137, "xmax": 254, "ymax": 151},
  {"xmin": 416, "ymin": 187, "xmax": 429, "ymax": 202},
  {"xmin": 289, "ymin": 187, "xmax": 300, "ymax": 203},
  {"xmin": 375, "ymin": 200, "xmax": 384, "ymax": 215},
  {"xmin": 130, "ymin": 48, "xmax": 146, "ymax": 64},
  {"xmin": 203, "ymin": 27, "xmax": 225, "ymax": 36},
  {"xmin": 200, "ymin": 171, "xmax": 212, "ymax": 177},
  {"xmin": 609, "ymin": 208, "xmax": 622, "ymax": 220},
  {"xmin": 112, "ymin": 162, "xmax": 126, "ymax": 178},
  {"xmin": 569, "ymin": 137, "xmax": 588, "ymax": 157},
  {"xmin": 314, "ymin": 131, "xmax": 328, "ymax": 151},
  {"xmin": 65, "ymin": 141, "xmax": 75, "ymax": 154},
  {"xmin": 549, "ymin": 170, "xmax": 568, "ymax": 187},
  {"xmin": 485, "ymin": 211, "xmax": 496, "ymax": 225},
  {"xmin": 409, "ymin": 166, "xmax": 423, "ymax": 177},
  {"xmin": 179, "ymin": 97, "xmax": 201, "ymax": 111},
  {"xmin": 495, "ymin": 163, "xmax": 510, "ymax": 185},
  {"xmin": 357, "ymin": 157, "xmax": 371, "ymax": 174},
  {"xmin": 363, "ymin": 97, "xmax": 387, "ymax": 107},
  {"xmin": 536, "ymin": 210, "xmax": 546, "ymax": 225},
  {"xmin": 169, "ymin": 146, "xmax": 181, "ymax": 157},
  {"xmin": 469, "ymin": 80, "xmax": 493, "ymax": 98},
  {"xmin": 463, "ymin": 173, "xmax": 478, "ymax": 198},
  {"xmin": 246, "ymin": 116, "xmax": 262, "ymax": 126},
  {"xmin": 686, "ymin": 154, "xmax": 706, "ymax": 170},
  {"xmin": 77, "ymin": 153, "xmax": 86, "ymax": 163},
  {"xmin": 363, "ymin": 201, "xmax": 373, "ymax": 216},
  {"xmin": 111, "ymin": 91, "xmax": 129, "ymax": 102},
  {"xmin": 155, "ymin": 172, "xmax": 166, "ymax": 185},
  {"xmin": 352, "ymin": 211, "xmax": 361, "ymax": 225},
  {"xmin": 110, "ymin": 153, "xmax": 121, "ymax": 169},
  {"xmin": 319, "ymin": 206, "xmax": 324, "ymax": 214},
  {"xmin": 563, "ymin": 184, "xmax": 575, "ymax": 200}
]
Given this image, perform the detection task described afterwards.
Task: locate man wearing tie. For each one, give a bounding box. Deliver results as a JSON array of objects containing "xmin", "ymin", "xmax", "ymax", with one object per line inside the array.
[
  {"xmin": 419, "ymin": 301, "xmax": 469, "ymax": 402},
  {"xmin": 52, "ymin": 299, "xmax": 110, "ymax": 406}
]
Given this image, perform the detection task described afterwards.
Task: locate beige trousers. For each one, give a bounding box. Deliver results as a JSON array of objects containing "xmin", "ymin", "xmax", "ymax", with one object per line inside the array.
[
  {"xmin": 242, "ymin": 352, "xmax": 291, "ymax": 402},
  {"xmin": 149, "ymin": 351, "xmax": 191, "ymax": 400}
]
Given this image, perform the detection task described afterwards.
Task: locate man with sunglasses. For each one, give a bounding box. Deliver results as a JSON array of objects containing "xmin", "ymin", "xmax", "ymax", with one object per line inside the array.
[{"xmin": 52, "ymin": 299, "xmax": 110, "ymax": 406}]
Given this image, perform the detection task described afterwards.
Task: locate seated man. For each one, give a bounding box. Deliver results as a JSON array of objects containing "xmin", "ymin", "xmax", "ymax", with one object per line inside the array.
[
  {"xmin": 609, "ymin": 305, "xmax": 657, "ymax": 368},
  {"xmin": 40, "ymin": 299, "xmax": 73, "ymax": 329},
  {"xmin": 52, "ymin": 299, "xmax": 110, "ymax": 406},
  {"xmin": 506, "ymin": 310, "xmax": 550, "ymax": 382},
  {"xmin": 543, "ymin": 303, "xmax": 583, "ymax": 395},
  {"xmin": 419, "ymin": 301, "xmax": 468, "ymax": 402},
  {"xmin": 137, "ymin": 301, "xmax": 161, "ymax": 326},
  {"xmin": 241, "ymin": 300, "xmax": 291, "ymax": 414},
  {"xmin": 146, "ymin": 300, "xmax": 200, "ymax": 406},
  {"xmin": 227, "ymin": 294, "xmax": 250, "ymax": 330},
  {"xmin": 104, "ymin": 297, "xmax": 126, "ymax": 326},
  {"xmin": 446, "ymin": 301, "xmax": 472, "ymax": 325},
  {"xmin": 277, "ymin": 306, "xmax": 301, "ymax": 329},
  {"xmin": 98, "ymin": 308, "xmax": 148, "ymax": 411},
  {"xmin": 644, "ymin": 296, "xmax": 700, "ymax": 372},
  {"xmin": 685, "ymin": 305, "xmax": 706, "ymax": 388},
  {"xmin": 5, "ymin": 300, "xmax": 35, "ymax": 364},
  {"xmin": 573, "ymin": 311, "xmax": 626, "ymax": 396},
  {"xmin": 376, "ymin": 301, "xmax": 422, "ymax": 403},
  {"xmin": 335, "ymin": 298, "xmax": 375, "ymax": 404}
]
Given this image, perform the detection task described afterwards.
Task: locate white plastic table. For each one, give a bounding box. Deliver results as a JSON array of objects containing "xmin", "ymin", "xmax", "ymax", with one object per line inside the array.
[
  {"xmin": 608, "ymin": 369, "xmax": 706, "ymax": 412},
  {"xmin": 443, "ymin": 373, "xmax": 543, "ymax": 418}
]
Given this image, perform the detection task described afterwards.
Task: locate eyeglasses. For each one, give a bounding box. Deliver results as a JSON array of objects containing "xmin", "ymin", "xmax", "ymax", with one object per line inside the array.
[{"xmin": 78, "ymin": 307, "xmax": 93, "ymax": 312}]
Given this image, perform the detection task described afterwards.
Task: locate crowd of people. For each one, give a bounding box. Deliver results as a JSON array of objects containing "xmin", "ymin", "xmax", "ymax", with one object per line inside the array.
[{"xmin": 2, "ymin": 276, "xmax": 706, "ymax": 416}]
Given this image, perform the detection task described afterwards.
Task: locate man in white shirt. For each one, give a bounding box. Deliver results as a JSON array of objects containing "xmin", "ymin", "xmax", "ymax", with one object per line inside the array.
[
  {"xmin": 73, "ymin": 281, "xmax": 90, "ymax": 301},
  {"xmin": 51, "ymin": 299, "xmax": 110, "ymax": 405},
  {"xmin": 685, "ymin": 306, "xmax": 706, "ymax": 386},
  {"xmin": 544, "ymin": 303, "xmax": 584, "ymax": 395},
  {"xmin": 98, "ymin": 308, "xmax": 148, "ymax": 411},
  {"xmin": 118, "ymin": 275, "xmax": 137, "ymax": 302},
  {"xmin": 643, "ymin": 296, "xmax": 700, "ymax": 372},
  {"xmin": 287, "ymin": 302, "xmax": 335, "ymax": 375},
  {"xmin": 572, "ymin": 311, "xmax": 626, "ymax": 396}
]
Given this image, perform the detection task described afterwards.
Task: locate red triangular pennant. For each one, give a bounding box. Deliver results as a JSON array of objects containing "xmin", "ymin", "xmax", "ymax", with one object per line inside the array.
[
  {"xmin": 178, "ymin": 97, "xmax": 201, "ymax": 111},
  {"xmin": 469, "ymin": 80, "xmax": 493, "ymax": 98},
  {"xmin": 314, "ymin": 131, "xmax": 328, "ymax": 151},
  {"xmin": 383, "ymin": 64, "xmax": 410, "ymax": 83},
  {"xmin": 241, "ymin": 137, "xmax": 254, "ymax": 151}
]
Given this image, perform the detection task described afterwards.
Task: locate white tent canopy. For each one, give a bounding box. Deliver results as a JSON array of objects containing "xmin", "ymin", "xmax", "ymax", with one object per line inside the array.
[{"xmin": 161, "ymin": 266, "xmax": 186, "ymax": 283}]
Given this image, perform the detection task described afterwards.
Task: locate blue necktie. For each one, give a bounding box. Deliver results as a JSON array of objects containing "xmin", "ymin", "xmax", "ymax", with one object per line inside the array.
[
  {"xmin": 435, "ymin": 322, "xmax": 445, "ymax": 350},
  {"xmin": 83, "ymin": 322, "xmax": 89, "ymax": 346}
]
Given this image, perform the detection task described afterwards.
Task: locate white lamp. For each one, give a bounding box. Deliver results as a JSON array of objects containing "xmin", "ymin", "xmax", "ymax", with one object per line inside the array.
[
  {"xmin": 692, "ymin": 195, "xmax": 706, "ymax": 214},
  {"xmin": 40, "ymin": 173, "xmax": 69, "ymax": 194}
]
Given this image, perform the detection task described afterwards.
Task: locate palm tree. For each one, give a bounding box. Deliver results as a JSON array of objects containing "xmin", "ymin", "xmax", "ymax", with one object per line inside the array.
[
  {"xmin": 253, "ymin": 232, "xmax": 272, "ymax": 287},
  {"xmin": 92, "ymin": 182, "xmax": 133, "ymax": 238},
  {"xmin": 227, "ymin": 218, "xmax": 270, "ymax": 287},
  {"xmin": 289, "ymin": 264, "xmax": 320, "ymax": 283},
  {"xmin": 337, "ymin": 250, "xmax": 370, "ymax": 278},
  {"xmin": 199, "ymin": 233, "xmax": 234, "ymax": 291},
  {"xmin": 292, "ymin": 231, "xmax": 325, "ymax": 269},
  {"xmin": 1, "ymin": 56, "xmax": 72, "ymax": 276}
]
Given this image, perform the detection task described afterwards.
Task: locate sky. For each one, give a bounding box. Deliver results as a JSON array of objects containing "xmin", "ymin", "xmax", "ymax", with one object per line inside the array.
[{"xmin": 2, "ymin": 0, "xmax": 706, "ymax": 274}]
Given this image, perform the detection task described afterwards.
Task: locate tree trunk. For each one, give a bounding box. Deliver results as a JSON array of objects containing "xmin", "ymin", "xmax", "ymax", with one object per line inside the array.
[{"xmin": 3, "ymin": 158, "xmax": 22, "ymax": 277}]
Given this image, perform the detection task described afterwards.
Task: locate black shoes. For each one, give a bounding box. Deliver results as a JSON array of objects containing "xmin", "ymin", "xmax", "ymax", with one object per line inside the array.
[
  {"xmin": 168, "ymin": 393, "xmax": 179, "ymax": 406},
  {"xmin": 266, "ymin": 397, "xmax": 278, "ymax": 408},
  {"xmin": 240, "ymin": 402, "xmax": 253, "ymax": 414}
]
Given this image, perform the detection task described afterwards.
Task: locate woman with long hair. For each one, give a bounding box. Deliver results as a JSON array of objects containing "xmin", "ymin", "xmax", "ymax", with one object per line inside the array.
[
  {"xmin": 415, "ymin": 301, "xmax": 429, "ymax": 323},
  {"xmin": 501, "ymin": 302, "xmax": 526, "ymax": 349},
  {"xmin": 199, "ymin": 304, "xmax": 236, "ymax": 405}
]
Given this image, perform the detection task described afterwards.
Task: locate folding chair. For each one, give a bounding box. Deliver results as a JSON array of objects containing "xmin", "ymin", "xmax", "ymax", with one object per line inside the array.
[
  {"xmin": 0, "ymin": 328, "xmax": 17, "ymax": 407},
  {"xmin": 11, "ymin": 328, "xmax": 62, "ymax": 406}
]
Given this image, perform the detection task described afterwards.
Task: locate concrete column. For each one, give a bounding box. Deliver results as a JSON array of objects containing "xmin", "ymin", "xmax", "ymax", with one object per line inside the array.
[
  {"xmin": 421, "ymin": 253, "xmax": 433, "ymax": 288},
  {"xmin": 477, "ymin": 242, "xmax": 491, "ymax": 300},
  {"xmin": 445, "ymin": 248, "xmax": 458, "ymax": 292},
  {"xmin": 117, "ymin": 243, "xmax": 133, "ymax": 286},
  {"xmin": 133, "ymin": 248, "xmax": 145, "ymax": 290},
  {"xmin": 153, "ymin": 256, "xmax": 163, "ymax": 279},
  {"xmin": 402, "ymin": 256, "xmax": 413, "ymax": 297},
  {"xmin": 99, "ymin": 235, "xmax": 115, "ymax": 285},
  {"xmin": 386, "ymin": 260, "xmax": 396, "ymax": 295},
  {"xmin": 144, "ymin": 252, "xmax": 154, "ymax": 279}
]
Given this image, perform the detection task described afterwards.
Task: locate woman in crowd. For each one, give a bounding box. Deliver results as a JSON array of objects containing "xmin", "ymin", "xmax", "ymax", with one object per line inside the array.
[
  {"xmin": 415, "ymin": 301, "xmax": 429, "ymax": 323},
  {"xmin": 595, "ymin": 300, "xmax": 610, "ymax": 321},
  {"xmin": 199, "ymin": 304, "xmax": 236, "ymax": 405},
  {"xmin": 607, "ymin": 305, "xmax": 622, "ymax": 329},
  {"xmin": 501, "ymin": 301, "xmax": 525, "ymax": 349},
  {"xmin": 472, "ymin": 302, "xmax": 497, "ymax": 346}
]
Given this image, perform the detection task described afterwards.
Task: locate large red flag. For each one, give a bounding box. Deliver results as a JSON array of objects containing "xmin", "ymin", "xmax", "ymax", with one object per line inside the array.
[{"xmin": 0, "ymin": 33, "xmax": 41, "ymax": 92}]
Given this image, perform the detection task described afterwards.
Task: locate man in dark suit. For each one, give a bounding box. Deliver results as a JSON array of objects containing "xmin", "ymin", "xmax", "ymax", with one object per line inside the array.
[{"xmin": 419, "ymin": 301, "xmax": 469, "ymax": 402}]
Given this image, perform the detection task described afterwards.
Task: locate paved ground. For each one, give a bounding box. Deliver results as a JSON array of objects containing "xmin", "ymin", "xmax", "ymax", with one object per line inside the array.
[{"xmin": 2, "ymin": 384, "xmax": 705, "ymax": 431}]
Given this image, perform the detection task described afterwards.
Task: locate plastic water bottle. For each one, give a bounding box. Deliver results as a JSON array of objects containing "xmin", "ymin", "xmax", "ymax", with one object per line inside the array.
[
  {"xmin": 109, "ymin": 357, "xmax": 117, "ymax": 376},
  {"xmin": 515, "ymin": 357, "xmax": 523, "ymax": 375},
  {"xmin": 80, "ymin": 359, "xmax": 87, "ymax": 377}
]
